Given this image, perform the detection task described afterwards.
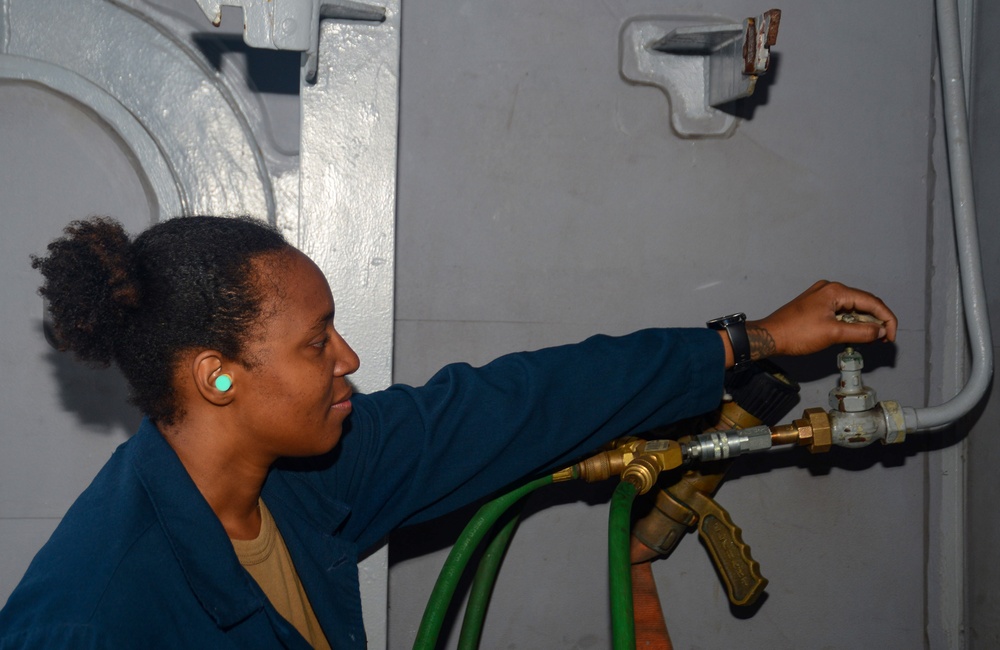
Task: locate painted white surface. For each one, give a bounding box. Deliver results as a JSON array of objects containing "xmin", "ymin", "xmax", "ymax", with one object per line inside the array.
[
  {"xmin": 4, "ymin": 0, "xmax": 276, "ymax": 219},
  {"xmin": 295, "ymin": 7, "xmax": 402, "ymax": 646},
  {"xmin": 0, "ymin": 2, "xmax": 397, "ymax": 647},
  {"xmin": 0, "ymin": 82, "xmax": 149, "ymax": 600}
]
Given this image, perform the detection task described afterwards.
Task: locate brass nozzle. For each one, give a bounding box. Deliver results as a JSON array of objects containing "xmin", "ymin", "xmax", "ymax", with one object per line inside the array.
[{"xmin": 551, "ymin": 466, "xmax": 577, "ymax": 483}]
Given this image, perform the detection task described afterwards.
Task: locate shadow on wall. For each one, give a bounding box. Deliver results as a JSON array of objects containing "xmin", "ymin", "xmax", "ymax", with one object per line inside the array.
[
  {"xmin": 38, "ymin": 323, "xmax": 141, "ymax": 435},
  {"xmin": 192, "ymin": 34, "xmax": 302, "ymax": 96},
  {"xmin": 716, "ymin": 51, "xmax": 781, "ymax": 122},
  {"xmin": 772, "ymin": 339, "xmax": 897, "ymax": 385}
]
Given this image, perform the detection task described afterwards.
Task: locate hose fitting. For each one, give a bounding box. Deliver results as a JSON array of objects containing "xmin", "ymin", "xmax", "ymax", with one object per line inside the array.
[
  {"xmin": 620, "ymin": 440, "xmax": 683, "ymax": 495},
  {"xmin": 769, "ymin": 402, "xmax": 906, "ymax": 452},
  {"xmin": 573, "ymin": 438, "xmax": 646, "ymax": 483},
  {"xmin": 769, "ymin": 407, "xmax": 832, "ymax": 453}
]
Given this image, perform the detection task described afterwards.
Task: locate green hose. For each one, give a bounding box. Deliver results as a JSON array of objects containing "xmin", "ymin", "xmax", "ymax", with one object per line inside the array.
[
  {"xmin": 413, "ymin": 474, "xmax": 553, "ymax": 650},
  {"xmin": 609, "ymin": 480, "xmax": 639, "ymax": 650},
  {"xmin": 456, "ymin": 506, "xmax": 523, "ymax": 649}
]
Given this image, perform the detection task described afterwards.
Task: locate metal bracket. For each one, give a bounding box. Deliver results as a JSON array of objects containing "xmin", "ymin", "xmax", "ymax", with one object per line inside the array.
[
  {"xmin": 192, "ymin": 0, "xmax": 386, "ymax": 83},
  {"xmin": 620, "ymin": 9, "xmax": 780, "ymax": 137}
]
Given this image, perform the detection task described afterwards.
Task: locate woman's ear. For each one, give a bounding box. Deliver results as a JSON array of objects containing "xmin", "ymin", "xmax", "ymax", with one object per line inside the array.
[{"xmin": 192, "ymin": 350, "xmax": 236, "ymax": 406}]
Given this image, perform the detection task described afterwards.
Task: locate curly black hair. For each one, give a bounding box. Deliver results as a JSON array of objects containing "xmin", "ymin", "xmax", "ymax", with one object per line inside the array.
[{"xmin": 31, "ymin": 215, "xmax": 289, "ymax": 424}]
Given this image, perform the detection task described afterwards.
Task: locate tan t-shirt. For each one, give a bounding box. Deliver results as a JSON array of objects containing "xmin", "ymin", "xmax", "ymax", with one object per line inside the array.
[{"xmin": 231, "ymin": 500, "xmax": 331, "ymax": 650}]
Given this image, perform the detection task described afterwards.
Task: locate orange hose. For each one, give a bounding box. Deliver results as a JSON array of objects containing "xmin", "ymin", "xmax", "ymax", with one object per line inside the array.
[{"xmin": 630, "ymin": 560, "xmax": 673, "ymax": 650}]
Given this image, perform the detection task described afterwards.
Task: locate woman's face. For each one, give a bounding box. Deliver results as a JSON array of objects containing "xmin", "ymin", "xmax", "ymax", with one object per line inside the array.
[{"xmin": 233, "ymin": 247, "xmax": 360, "ymax": 459}]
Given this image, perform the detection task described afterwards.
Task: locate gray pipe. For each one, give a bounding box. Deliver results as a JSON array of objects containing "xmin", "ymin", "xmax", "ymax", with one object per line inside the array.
[{"xmin": 903, "ymin": 0, "xmax": 993, "ymax": 432}]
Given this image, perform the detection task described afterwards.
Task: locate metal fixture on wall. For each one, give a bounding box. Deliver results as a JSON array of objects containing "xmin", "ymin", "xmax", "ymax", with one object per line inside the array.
[
  {"xmin": 3, "ymin": 0, "xmax": 400, "ymax": 645},
  {"xmin": 192, "ymin": 0, "xmax": 387, "ymax": 82},
  {"xmin": 620, "ymin": 9, "xmax": 780, "ymax": 137},
  {"xmin": 0, "ymin": 0, "xmax": 278, "ymax": 221}
]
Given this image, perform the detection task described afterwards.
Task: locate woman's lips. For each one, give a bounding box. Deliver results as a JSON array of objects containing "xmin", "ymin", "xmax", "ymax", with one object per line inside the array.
[{"xmin": 331, "ymin": 393, "xmax": 353, "ymax": 412}]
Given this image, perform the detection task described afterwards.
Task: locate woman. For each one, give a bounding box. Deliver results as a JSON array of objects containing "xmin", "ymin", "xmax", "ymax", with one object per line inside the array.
[{"xmin": 0, "ymin": 215, "xmax": 896, "ymax": 648}]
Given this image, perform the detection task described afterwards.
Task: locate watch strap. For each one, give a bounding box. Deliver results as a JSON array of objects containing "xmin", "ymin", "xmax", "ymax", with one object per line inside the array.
[
  {"xmin": 707, "ymin": 313, "xmax": 751, "ymax": 368},
  {"xmin": 727, "ymin": 319, "xmax": 751, "ymax": 367}
]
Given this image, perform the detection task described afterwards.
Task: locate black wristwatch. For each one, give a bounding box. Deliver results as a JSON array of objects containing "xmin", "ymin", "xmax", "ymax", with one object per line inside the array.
[{"xmin": 707, "ymin": 312, "xmax": 751, "ymax": 369}]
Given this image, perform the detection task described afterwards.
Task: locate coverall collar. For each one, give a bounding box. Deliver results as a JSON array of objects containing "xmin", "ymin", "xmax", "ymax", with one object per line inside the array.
[{"xmin": 126, "ymin": 418, "xmax": 352, "ymax": 630}]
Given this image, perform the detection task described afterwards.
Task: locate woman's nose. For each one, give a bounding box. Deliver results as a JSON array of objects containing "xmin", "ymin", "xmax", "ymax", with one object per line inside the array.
[{"xmin": 333, "ymin": 331, "xmax": 361, "ymax": 376}]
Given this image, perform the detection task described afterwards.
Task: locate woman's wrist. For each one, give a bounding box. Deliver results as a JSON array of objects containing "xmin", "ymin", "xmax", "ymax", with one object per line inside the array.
[
  {"xmin": 746, "ymin": 320, "xmax": 777, "ymax": 361},
  {"xmin": 719, "ymin": 321, "xmax": 777, "ymax": 368}
]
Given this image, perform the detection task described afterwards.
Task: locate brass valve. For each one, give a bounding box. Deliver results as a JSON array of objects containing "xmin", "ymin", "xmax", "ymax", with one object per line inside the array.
[
  {"xmin": 554, "ymin": 438, "xmax": 684, "ymax": 494},
  {"xmin": 620, "ymin": 440, "xmax": 683, "ymax": 495},
  {"xmin": 563, "ymin": 437, "xmax": 674, "ymax": 484}
]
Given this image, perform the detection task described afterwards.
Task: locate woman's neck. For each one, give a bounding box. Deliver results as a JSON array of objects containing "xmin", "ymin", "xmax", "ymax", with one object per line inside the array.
[{"xmin": 159, "ymin": 418, "xmax": 273, "ymax": 540}]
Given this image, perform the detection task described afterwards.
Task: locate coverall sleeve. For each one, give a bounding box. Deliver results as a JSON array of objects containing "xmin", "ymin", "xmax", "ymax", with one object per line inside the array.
[{"xmin": 300, "ymin": 327, "xmax": 725, "ymax": 549}]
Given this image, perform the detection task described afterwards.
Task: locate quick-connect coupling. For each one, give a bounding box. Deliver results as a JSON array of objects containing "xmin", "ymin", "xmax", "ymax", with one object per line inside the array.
[{"xmin": 681, "ymin": 425, "xmax": 772, "ymax": 463}]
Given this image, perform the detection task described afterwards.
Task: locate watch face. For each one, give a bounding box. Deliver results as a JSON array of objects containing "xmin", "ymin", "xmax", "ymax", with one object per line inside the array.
[{"xmin": 707, "ymin": 313, "xmax": 746, "ymax": 329}]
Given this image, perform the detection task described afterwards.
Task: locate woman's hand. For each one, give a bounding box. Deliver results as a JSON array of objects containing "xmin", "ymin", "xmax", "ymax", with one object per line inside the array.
[
  {"xmin": 748, "ymin": 280, "xmax": 897, "ymax": 360},
  {"xmin": 721, "ymin": 280, "xmax": 898, "ymax": 367}
]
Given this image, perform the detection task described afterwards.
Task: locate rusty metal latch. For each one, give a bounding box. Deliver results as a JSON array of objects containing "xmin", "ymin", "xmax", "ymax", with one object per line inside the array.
[
  {"xmin": 192, "ymin": 0, "xmax": 387, "ymax": 83},
  {"xmin": 620, "ymin": 9, "xmax": 781, "ymax": 138}
]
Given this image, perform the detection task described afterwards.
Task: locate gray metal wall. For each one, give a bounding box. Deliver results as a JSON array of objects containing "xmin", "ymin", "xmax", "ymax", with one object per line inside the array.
[
  {"xmin": 0, "ymin": 0, "xmax": 988, "ymax": 648},
  {"xmin": 0, "ymin": 83, "xmax": 149, "ymax": 592},
  {"xmin": 389, "ymin": 1, "xmax": 964, "ymax": 648},
  {"xmin": 968, "ymin": 1, "xmax": 1000, "ymax": 646}
]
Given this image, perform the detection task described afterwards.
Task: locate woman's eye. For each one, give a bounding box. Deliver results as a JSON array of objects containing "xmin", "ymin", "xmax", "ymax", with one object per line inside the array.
[{"xmin": 312, "ymin": 336, "xmax": 329, "ymax": 349}]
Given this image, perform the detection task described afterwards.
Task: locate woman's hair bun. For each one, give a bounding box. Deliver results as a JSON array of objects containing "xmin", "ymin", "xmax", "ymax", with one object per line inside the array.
[{"xmin": 31, "ymin": 217, "xmax": 141, "ymax": 365}]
